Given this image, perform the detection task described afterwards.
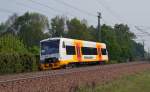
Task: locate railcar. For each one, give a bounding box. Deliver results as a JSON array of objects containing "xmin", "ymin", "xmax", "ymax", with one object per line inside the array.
[{"xmin": 40, "ymin": 38, "xmax": 108, "ymax": 70}]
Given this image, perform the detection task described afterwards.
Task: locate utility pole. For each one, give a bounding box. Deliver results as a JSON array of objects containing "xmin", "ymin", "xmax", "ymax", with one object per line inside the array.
[
  {"xmin": 142, "ymin": 40, "xmax": 145, "ymax": 59},
  {"xmin": 148, "ymin": 48, "xmax": 150, "ymax": 59},
  {"xmin": 97, "ymin": 12, "xmax": 102, "ymax": 42}
]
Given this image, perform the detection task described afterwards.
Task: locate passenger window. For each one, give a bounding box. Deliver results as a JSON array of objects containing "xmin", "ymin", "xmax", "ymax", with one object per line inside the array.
[
  {"xmin": 101, "ymin": 48, "xmax": 107, "ymax": 55},
  {"xmin": 81, "ymin": 47, "xmax": 97, "ymax": 55},
  {"xmin": 66, "ymin": 46, "xmax": 76, "ymax": 55}
]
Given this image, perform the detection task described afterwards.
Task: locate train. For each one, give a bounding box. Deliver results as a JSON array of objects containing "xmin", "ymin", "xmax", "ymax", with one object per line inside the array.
[{"xmin": 40, "ymin": 37, "xmax": 109, "ymax": 70}]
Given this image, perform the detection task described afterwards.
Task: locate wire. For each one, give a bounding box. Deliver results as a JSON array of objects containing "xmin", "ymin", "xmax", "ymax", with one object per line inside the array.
[
  {"xmin": 53, "ymin": 0, "xmax": 99, "ymax": 24},
  {"xmin": 53, "ymin": 0, "xmax": 97, "ymax": 17},
  {"xmin": 27, "ymin": 0, "xmax": 114, "ymax": 26},
  {"xmin": 135, "ymin": 26, "xmax": 150, "ymax": 36},
  {"xmin": 12, "ymin": 1, "xmax": 56, "ymax": 16},
  {"xmin": 0, "ymin": 0, "xmax": 109, "ymax": 26},
  {"xmin": 95, "ymin": 0, "xmax": 150, "ymax": 39},
  {"xmin": 28, "ymin": 0, "xmax": 89, "ymax": 20},
  {"xmin": 95, "ymin": 0, "xmax": 124, "ymax": 23},
  {"xmin": 29, "ymin": 0, "xmax": 66, "ymax": 14}
]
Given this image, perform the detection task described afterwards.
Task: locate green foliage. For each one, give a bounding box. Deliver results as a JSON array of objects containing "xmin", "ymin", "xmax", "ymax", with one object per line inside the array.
[
  {"xmin": 132, "ymin": 42, "xmax": 145, "ymax": 59},
  {"xmin": 0, "ymin": 33, "xmax": 28, "ymax": 53},
  {"xmin": 12, "ymin": 12, "xmax": 50, "ymax": 47},
  {"xmin": 50, "ymin": 17, "xmax": 145, "ymax": 62},
  {"xmin": 101, "ymin": 24, "xmax": 144, "ymax": 62},
  {"xmin": 0, "ymin": 52, "xmax": 38, "ymax": 74},
  {"xmin": 1, "ymin": 13, "xmax": 144, "ymax": 62},
  {"xmin": 76, "ymin": 70, "xmax": 150, "ymax": 92},
  {"xmin": 0, "ymin": 23, "xmax": 7, "ymax": 34},
  {"xmin": 101, "ymin": 24, "xmax": 121, "ymax": 61},
  {"xmin": 0, "ymin": 12, "xmax": 146, "ymax": 74},
  {"xmin": 50, "ymin": 16, "xmax": 65, "ymax": 37},
  {"xmin": 113, "ymin": 24, "xmax": 135, "ymax": 61},
  {"xmin": 66, "ymin": 18, "xmax": 94, "ymax": 41},
  {"xmin": 28, "ymin": 46, "xmax": 40, "ymax": 55}
]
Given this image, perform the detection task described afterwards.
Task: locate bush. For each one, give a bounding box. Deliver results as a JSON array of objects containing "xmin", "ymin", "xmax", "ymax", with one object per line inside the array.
[
  {"xmin": 0, "ymin": 33, "xmax": 28, "ymax": 53},
  {"xmin": 0, "ymin": 52, "xmax": 38, "ymax": 75},
  {"xmin": 28, "ymin": 46, "xmax": 40, "ymax": 55}
]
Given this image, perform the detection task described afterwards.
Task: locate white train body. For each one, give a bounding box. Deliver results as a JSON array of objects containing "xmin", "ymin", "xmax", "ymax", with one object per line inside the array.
[{"xmin": 40, "ymin": 38, "xmax": 108, "ymax": 69}]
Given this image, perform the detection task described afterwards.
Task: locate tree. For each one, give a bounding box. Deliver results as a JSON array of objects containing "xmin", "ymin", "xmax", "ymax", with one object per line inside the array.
[
  {"xmin": 0, "ymin": 13, "xmax": 145, "ymax": 62},
  {"xmin": 0, "ymin": 23, "xmax": 7, "ymax": 35},
  {"xmin": 113, "ymin": 24, "xmax": 137, "ymax": 61},
  {"xmin": 50, "ymin": 16, "xmax": 65, "ymax": 37},
  {"xmin": 132, "ymin": 42, "xmax": 145, "ymax": 59},
  {"xmin": 88, "ymin": 25, "xmax": 99, "ymax": 42},
  {"xmin": 11, "ymin": 12, "xmax": 50, "ymax": 48},
  {"xmin": 101, "ymin": 24, "xmax": 121, "ymax": 61},
  {"xmin": 66, "ymin": 18, "xmax": 94, "ymax": 41},
  {"xmin": 0, "ymin": 33, "xmax": 28, "ymax": 53}
]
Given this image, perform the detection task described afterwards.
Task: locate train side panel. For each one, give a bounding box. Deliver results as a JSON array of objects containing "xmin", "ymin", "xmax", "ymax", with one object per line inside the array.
[
  {"xmin": 101, "ymin": 43, "xmax": 109, "ymax": 62},
  {"xmin": 81, "ymin": 41, "xmax": 98, "ymax": 62},
  {"xmin": 59, "ymin": 38, "xmax": 108, "ymax": 66},
  {"xmin": 40, "ymin": 38, "xmax": 109, "ymax": 69},
  {"xmin": 59, "ymin": 38, "xmax": 78, "ymax": 65}
]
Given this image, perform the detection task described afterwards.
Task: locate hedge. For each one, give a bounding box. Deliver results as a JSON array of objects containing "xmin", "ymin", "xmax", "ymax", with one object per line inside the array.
[{"xmin": 0, "ymin": 52, "xmax": 39, "ymax": 75}]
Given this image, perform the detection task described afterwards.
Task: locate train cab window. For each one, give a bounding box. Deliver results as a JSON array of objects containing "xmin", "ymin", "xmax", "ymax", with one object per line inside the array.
[
  {"xmin": 82, "ymin": 47, "xmax": 97, "ymax": 55},
  {"xmin": 66, "ymin": 46, "xmax": 76, "ymax": 55},
  {"xmin": 62, "ymin": 41, "xmax": 66, "ymax": 48},
  {"xmin": 41, "ymin": 40, "xmax": 60, "ymax": 55},
  {"xmin": 101, "ymin": 48, "xmax": 107, "ymax": 55}
]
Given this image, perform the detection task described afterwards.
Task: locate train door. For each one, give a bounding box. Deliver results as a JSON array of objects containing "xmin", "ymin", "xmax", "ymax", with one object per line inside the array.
[
  {"xmin": 97, "ymin": 44, "xmax": 102, "ymax": 62},
  {"xmin": 75, "ymin": 41, "xmax": 82, "ymax": 62}
]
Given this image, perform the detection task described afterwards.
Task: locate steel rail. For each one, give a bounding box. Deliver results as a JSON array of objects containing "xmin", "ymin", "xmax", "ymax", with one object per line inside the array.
[{"xmin": 0, "ymin": 61, "xmax": 148, "ymax": 83}]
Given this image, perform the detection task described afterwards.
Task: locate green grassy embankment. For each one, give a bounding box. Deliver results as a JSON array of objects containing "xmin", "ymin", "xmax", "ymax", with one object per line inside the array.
[{"xmin": 77, "ymin": 70, "xmax": 150, "ymax": 92}]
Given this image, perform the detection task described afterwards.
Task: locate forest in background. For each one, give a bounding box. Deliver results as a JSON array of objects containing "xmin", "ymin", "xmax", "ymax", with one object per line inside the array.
[{"xmin": 0, "ymin": 12, "xmax": 145, "ymax": 74}]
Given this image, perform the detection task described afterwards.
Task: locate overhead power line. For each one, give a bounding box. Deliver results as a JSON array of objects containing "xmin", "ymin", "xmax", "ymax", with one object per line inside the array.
[
  {"xmin": 95, "ymin": 0, "xmax": 124, "ymax": 23},
  {"xmin": 135, "ymin": 26, "xmax": 150, "ymax": 36},
  {"xmin": 29, "ymin": 0, "xmax": 98, "ymax": 24},
  {"xmin": 12, "ymin": 1, "xmax": 57, "ymax": 16},
  {"xmin": 28, "ymin": 0, "xmax": 93, "ymax": 19},
  {"xmin": 52, "ymin": 0, "xmax": 102, "ymax": 25},
  {"xmin": 135, "ymin": 26, "xmax": 150, "ymax": 35},
  {"xmin": 95, "ymin": 0, "xmax": 140, "ymax": 28},
  {"xmin": 0, "ymin": 0, "xmax": 107, "ymax": 26},
  {"xmin": 29, "ymin": 0, "xmax": 66, "ymax": 14},
  {"xmin": 53, "ymin": 0, "xmax": 96, "ymax": 17},
  {"xmin": 95, "ymin": 0, "xmax": 150, "ymax": 38}
]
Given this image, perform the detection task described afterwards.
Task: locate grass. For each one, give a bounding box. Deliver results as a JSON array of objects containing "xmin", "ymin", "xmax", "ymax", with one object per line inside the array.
[{"xmin": 76, "ymin": 70, "xmax": 150, "ymax": 92}]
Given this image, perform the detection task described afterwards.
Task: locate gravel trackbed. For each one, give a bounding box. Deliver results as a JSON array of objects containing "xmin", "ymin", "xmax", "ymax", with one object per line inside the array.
[{"xmin": 0, "ymin": 61, "xmax": 150, "ymax": 92}]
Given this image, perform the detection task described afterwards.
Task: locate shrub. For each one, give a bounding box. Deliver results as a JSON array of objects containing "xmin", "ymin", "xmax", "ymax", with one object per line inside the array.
[
  {"xmin": 0, "ymin": 33, "xmax": 28, "ymax": 53},
  {"xmin": 0, "ymin": 52, "xmax": 38, "ymax": 75}
]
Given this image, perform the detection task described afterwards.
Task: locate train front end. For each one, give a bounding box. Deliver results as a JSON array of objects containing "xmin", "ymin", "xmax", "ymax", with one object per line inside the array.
[{"xmin": 40, "ymin": 38, "xmax": 60, "ymax": 70}]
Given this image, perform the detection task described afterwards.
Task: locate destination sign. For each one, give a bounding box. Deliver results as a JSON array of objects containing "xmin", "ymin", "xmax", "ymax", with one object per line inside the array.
[{"xmin": 84, "ymin": 56, "xmax": 94, "ymax": 59}]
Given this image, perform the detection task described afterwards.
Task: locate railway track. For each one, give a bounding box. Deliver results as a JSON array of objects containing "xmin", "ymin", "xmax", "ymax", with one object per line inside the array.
[
  {"xmin": 0, "ymin": 61, "xmax": 150, "ymax": 92},
  {"xmin": 0, "ymin": 61, "xmax": 148, "ymax": 83}
]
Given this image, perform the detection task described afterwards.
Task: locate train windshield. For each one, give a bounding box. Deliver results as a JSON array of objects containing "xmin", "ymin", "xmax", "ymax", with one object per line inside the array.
[{"xmin": 41, "ymin": 40, "xmax": 60, "ymax": 55}]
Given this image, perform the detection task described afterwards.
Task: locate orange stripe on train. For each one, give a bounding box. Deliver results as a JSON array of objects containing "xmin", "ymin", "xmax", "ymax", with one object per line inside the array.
[{"xmin": 96, "ymin": 43, "xmax": 102, "ymax": 61}]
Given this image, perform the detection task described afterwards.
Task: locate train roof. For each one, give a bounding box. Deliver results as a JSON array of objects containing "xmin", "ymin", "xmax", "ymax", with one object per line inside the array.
[{"xmin": 40, "ymin": 37, "xmax": 106, "ymax": 45}]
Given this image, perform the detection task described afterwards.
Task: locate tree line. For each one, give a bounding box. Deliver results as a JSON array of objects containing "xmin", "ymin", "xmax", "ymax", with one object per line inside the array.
[{"xmin": 0, "ymin": 12, "xmax": 145, "ymax": 74}]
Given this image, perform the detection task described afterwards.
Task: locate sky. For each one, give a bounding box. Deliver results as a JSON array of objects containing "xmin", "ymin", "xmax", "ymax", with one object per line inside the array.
[{"xmin": 0, "ymin": 0, "xmax": 150, "ymax": 51}]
